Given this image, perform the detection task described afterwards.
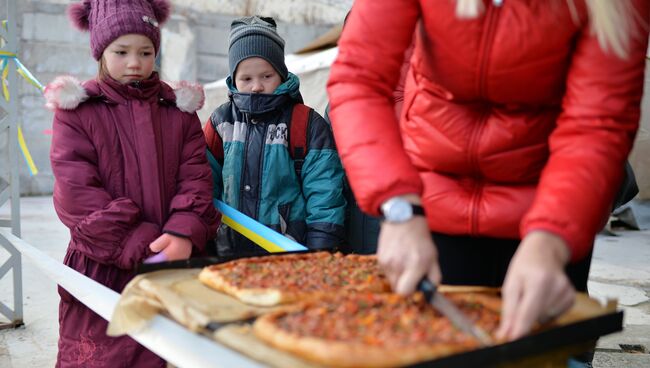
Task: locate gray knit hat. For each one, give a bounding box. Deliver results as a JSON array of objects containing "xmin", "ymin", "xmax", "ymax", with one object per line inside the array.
[{"xmin": 228, "ymin": 16, "xmax": 288, "ymax": 81}]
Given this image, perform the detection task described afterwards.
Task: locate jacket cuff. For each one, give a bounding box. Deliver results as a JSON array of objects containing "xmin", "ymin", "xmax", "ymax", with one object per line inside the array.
[
  {"xmin": 163, "ymin": 212, "xmax": 209, "ymax": 252},
  {"xmin": 369, "ymin": 187, "xmax": 422, "ymax": 217},
  {"xmin": 305, "ymin": 231, "xmax": 340, "ymax": 251},
  {"xmin": 117, "ymin": 221, "xmax": 160, "ymax": 269},
  {"xmin": 520, "ymin": 219, "xmax": 594, "ymax": 263}
]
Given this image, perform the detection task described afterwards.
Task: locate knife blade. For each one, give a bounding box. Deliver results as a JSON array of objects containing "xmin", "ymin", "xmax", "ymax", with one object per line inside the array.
[{"xmin": 417, "ymin": 278, "xmax": 493, "ymax": 347}]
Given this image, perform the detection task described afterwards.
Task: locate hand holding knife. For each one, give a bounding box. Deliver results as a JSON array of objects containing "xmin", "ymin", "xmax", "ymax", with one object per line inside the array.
[{"xmin": 417, "ymin": 277, "xmax": 493, "ymax": 347}]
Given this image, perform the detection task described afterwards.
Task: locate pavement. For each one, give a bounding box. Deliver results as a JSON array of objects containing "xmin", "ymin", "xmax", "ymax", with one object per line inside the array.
[{"xmin": 1, "ymin": 196, "xmax": 650, "ymax": 367}]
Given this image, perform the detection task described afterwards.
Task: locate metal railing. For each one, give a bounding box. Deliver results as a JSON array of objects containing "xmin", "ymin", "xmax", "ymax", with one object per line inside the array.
[{"xmin": 0, "ymin": 0, "xmax": 23, "ymax": 329}]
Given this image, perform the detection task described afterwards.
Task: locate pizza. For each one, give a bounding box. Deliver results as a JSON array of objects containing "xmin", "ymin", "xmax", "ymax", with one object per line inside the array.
[
  {"xmin": 198, "ymin": 252, "xmax": 390, "ymax": 306},
  {"xmin": 253, "ymin": 292, "xmax": 502, "ymax": 368}
]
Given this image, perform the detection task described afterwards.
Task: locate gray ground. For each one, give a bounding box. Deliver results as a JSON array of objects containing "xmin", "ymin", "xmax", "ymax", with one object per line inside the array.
[{"xmin": 1, "ymin": 196, "xmax": 649, "ymax": 367}]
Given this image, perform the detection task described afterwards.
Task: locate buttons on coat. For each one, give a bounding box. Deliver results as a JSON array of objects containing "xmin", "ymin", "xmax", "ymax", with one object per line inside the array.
[
  {"xmin": 244, "ymin": 185, "xmax": 251, "ymax": 192},
  {"xmin": 251, "ymin": 118, "xmax": 259, "ymax": 124}
]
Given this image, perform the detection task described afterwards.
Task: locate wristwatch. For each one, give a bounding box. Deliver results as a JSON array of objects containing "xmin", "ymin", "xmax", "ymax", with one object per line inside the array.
[{"xmin": 380, "ymin": 197, "xmax": 425, "ymax": 223}]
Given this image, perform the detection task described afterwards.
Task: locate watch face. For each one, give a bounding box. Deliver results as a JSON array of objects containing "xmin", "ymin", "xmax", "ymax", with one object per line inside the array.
[{"xmin": 386, "ymin": 199, "xmax": 413, "ymax": 222}]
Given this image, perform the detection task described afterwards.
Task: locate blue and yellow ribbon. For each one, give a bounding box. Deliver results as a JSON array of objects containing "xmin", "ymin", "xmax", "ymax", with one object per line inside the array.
[
  {"xmin": 17, "ymin": 125, "xmax": 38, "ymax": 175},
  {"xmin": 0, "ymin": 47, "xmax": 44, "ymax": 176},
  {"xmin": 214, "ymin": 200, "xmax": 308, "ymax": 253}
]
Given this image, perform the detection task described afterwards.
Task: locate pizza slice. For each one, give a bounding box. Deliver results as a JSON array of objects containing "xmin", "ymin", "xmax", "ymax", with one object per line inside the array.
[
  {"xmin": 253, "ymin": 292, "xmax": 502, "ymax": 368},
  {"xmin": 198, "ymin": 252, "xmax": 390, "ymax": 306}
]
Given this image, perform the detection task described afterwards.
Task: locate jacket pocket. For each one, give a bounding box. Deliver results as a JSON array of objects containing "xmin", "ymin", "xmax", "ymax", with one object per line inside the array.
[
  {"xmin": 278, "ymin": 203, "xmax": 307, "ymax": 244},
  {"xmin": 278, "ymin": 203, "xmax": 292, "ymax": 237}
]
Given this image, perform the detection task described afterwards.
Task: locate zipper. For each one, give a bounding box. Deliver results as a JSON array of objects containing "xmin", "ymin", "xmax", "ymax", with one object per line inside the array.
[
  {"xmin": 467, "ymin": 110, "xmax": 489, "ymax": 236},
  {"xmin": 238, "ymin": 114, "xmax": 268, "ymax": 221},
  {"xmin": 151, "ymin": 102, "xmax": 165, "ymax": 222},
  {"xmin": 468, "ymin": 181, "xmax": 484, "ymax": 235},
  {"xmin": 128, "ymin": 100, "xmax": 164, "ymax": 222},
  {"xmin": 467, "ymin": 3, "xmax": 501, "ymax": 235},
  {"xmin": 238, "ymin": 115, "xmax": 252, "ymax": 217},
  {"xmin": 467, "ymin": 110, "xmax": 489, "ymax": 175},
  {"xmin": 255, "ymin": 122, "xmax": 268, "ymax": 221},
  {"xmin": 477, "ymin": 3, "xmax": 501, "ymax": 98}
]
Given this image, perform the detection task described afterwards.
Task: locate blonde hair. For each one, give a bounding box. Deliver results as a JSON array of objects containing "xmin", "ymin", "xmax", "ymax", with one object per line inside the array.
[
  {"xmin": 98, "ymin": 57, "xmax": 109, "ymax": 81},
  {"xmin": 455, "ymin": 0, "xmax": 639, "ymax": 58}
]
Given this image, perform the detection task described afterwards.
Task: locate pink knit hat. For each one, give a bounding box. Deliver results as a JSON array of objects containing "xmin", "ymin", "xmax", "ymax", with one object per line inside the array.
[{"xmin": 67, "ymin": 0, "xmax": 171, "ymax": 60}]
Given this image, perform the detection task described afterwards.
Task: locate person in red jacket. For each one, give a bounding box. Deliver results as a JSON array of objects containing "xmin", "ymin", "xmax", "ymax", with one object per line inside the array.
[
  {"xmin": 327, "ymin": 0, "xmax": 649, "ymax": 343},
  {"xmin": 45, "ymin": 0, "xmax": 219, "ymax": 366}
]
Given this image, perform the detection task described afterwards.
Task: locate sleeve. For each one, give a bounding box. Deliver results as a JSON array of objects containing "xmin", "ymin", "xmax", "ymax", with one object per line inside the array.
[
  {"xmin": 301, "ymin": 111, "xmax": 347, "ymax": 249},
  {"xmin": 203, "ymin": 116, "xmax": 224, "ymax": 199},
  {"xmin": 326, "ymin": 0, "xmax": 421, "ymax": 216},
  {"xmin": 520, "ymin": 1, "xmax": 650, "ymax": 261},
  {"xmin": 50, "ymin": 110, "xmax": 160, "ymax": 269},
  {"xmin": 162, "ymin": 113, "xmax": 221, "ymax": 251},
  {"xmin": 206, "ymin": 149, "xmax": 224, "ymax": 200}
]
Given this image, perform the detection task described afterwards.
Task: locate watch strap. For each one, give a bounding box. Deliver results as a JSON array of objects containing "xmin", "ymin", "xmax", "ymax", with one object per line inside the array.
[
  {"xmin": 411, "ymin": 204, "xmax": 425, "ymax": 216},
  {"xmin": 380, "ymin": 201, "xmax": 426, "ymax": 222}
]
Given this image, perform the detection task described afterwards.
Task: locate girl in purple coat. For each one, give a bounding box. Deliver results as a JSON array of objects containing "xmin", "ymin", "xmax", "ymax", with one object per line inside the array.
[{"xmin": 44, "ymin": 0, "xmax": 219, "ymax": 366}]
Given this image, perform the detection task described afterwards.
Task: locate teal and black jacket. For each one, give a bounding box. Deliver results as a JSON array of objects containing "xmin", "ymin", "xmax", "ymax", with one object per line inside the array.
[{"xmin": 206, "ymin": 74, "xmax": 346, "ymax": 256}]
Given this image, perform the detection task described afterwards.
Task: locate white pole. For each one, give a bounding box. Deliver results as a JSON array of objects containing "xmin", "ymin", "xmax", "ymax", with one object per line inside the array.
[{"xmin": 0, "ymin": 229, "xmax": 263, "ymax": 368}]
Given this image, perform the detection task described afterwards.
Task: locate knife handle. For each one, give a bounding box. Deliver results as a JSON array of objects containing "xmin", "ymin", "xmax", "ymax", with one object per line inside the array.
[{"xmin": 417, "ymin": 277, "xmax": 438, "ymax": 300}]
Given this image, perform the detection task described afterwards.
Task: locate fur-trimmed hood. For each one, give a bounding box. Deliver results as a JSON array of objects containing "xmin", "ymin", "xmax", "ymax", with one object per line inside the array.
[{"xmin": 44, "ymin": 75, "xmax": 205, "ymax": 113}]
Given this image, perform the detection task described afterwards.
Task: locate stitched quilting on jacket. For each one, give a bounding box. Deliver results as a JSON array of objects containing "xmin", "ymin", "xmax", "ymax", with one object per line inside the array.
[
  {"xmin": 206, "ymin": 75, "xmax": 346, "ymax": 256},
  {"xmin": 328, "ymin": 0, "xmax": 650, "ymax": 261}
]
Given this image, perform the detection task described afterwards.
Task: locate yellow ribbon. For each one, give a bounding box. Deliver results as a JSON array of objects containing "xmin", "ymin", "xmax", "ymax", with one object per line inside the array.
[
  {"xmin": 2, "ymin": 58, "xmax": 10, "ymax": 102},
  {"xmin": 17, "ymin": 125, "xmax": 38, "ymax": 175},
  {"xmin": 220, "ymin": 214, "xmax": 286, "ymax": 253},
  {"xmin": 0, "ymin": 44, "xmax": 43, "ymax": 175}
]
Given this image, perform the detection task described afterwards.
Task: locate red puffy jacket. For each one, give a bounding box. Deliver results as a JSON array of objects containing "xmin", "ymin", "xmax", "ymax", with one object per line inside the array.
[{"xmin": 327, "ymin": 0, "xmax": 649, "ymax": 261}]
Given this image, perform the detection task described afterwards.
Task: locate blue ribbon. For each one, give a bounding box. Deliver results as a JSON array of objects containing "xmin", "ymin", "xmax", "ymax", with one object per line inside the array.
[{"xmin": 214, "ymin": 199, "xmax": 308, "ymax": 252}]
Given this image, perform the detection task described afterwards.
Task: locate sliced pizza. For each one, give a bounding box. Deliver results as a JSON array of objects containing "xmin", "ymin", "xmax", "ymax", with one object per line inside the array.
[
  {"xmin": 253, "ymin": 292, "xmax": 502, "ymax": 368},
  {"xmin": 198, "ymin": 252, "xmax": 390, "ymax": 306}
]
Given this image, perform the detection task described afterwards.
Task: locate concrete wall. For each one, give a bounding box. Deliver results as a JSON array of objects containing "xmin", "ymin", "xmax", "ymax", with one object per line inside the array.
[
  {"xmin": 162, "ymin": 10, "xmax": 336, "ymax": 85},
  {"xmin": 0, "ymin": 0, "xmax": 351, "ymax": 195}
]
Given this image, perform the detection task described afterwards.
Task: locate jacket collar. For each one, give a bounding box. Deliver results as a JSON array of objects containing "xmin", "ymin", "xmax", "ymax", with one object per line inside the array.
[
  {"xmin": 227, "ymin": 72, "xmax": 303, "ymax": 114},
  {"xmin": 230, "ymin": 92, "xmax": 292, "ymax": 114},
  {"xmin": 90, "ymin": 73, "xmax": 162, "ymax": 105},
  {"xmin": 44, "ymin": 74, "xmax": 204, "ymax": 113}
]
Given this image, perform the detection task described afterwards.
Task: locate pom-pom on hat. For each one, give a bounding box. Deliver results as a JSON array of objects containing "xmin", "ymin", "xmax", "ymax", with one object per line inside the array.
[
  {"xmin": 67, "ymin": 0, "xmax": 171, "ymax": 60},
  {"xmin": 228, "ymin": 16, "xmax": 289, "ymax": 81}
]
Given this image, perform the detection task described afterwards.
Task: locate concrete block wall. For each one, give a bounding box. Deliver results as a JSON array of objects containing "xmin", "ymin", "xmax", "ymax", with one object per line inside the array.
[
  {"xmin": 1, "ymin": 1, "xmax": 96, "ymax": 195},
  {"xmin": 0, "ymin": 0, "xmax": 352, "ymax": 195},
  {"xmin": 164, "ymin": 2, "xmax": 342, "ymax": 84}
]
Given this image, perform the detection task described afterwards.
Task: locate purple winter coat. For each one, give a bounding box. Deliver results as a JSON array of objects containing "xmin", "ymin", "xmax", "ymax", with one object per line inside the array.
[{"xmin": 48, "ymin": 74, "xmax": 219, "ymax": 367}]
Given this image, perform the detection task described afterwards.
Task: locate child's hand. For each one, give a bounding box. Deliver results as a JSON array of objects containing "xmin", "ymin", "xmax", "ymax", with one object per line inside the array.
[{"xmin": 149, "ymin": 233, "xmax": 192, "ymax": 261}]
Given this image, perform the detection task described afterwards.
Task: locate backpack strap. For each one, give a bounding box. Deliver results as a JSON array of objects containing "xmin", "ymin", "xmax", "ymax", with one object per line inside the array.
[
  {"xmin": 289, "ymin": 103, "xmax": 311, "ymax": 179},
  {"xmin": 203, "ymin": 116, "xmax": 224, "ymax": 165}
]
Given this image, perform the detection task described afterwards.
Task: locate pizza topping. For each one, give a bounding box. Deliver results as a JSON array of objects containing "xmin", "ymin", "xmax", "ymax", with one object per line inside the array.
[
  {"xmin": 271, "ymin": 293, "xmax": 500, "ymax": 347},
  {"xmin": 205, "ymin": 252, "xmax": 389, "ymax": 294}
]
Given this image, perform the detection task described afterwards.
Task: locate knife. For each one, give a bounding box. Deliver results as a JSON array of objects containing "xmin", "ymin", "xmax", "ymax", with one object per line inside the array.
[{"xmin": 417, "ymin": 277, "xmax": 493, "ymax": 347}]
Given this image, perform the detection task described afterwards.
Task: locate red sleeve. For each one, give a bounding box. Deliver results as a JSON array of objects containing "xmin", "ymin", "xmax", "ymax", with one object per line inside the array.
[
  {"xmin": 50, "ymin": 110, "xmax": 160, "ymax": 269},
  {"xmin": 203, "ymin": 115, "xmax": 223, "ymax": 160},
  {"xmin": 163, "ymin": 113, "xmax": 220, "ymax": 250},
  {"xmin": 521, "ymin": 1, "xmax": 650, "ymax": 261},
  {"xmin": 327, "ymin": 0, "xmax": 421, "ymax": 216}
]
